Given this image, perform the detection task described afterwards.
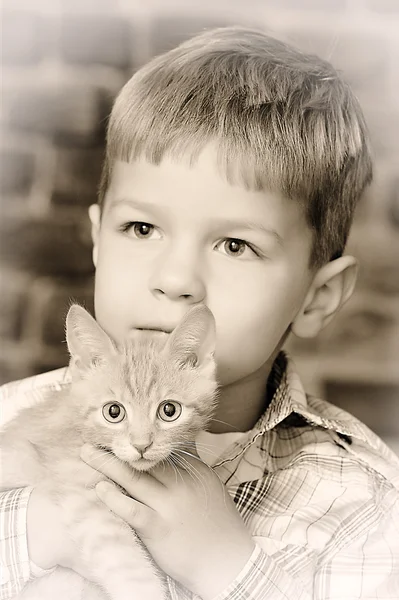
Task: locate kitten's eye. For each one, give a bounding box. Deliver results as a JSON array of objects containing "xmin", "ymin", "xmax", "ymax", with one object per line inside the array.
[
  {"xmin": 102, "ymin": 403, "xmax": 126, "ymax": 423},
  {"xmin": 157, "ymin": 401, "xmax": 182, "ymax": 422}
]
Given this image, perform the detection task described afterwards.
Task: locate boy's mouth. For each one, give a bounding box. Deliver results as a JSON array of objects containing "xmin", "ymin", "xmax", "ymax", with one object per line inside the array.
[{"xmin": 136, "ymin": 327, "xmax": 172, "ymax": 335}]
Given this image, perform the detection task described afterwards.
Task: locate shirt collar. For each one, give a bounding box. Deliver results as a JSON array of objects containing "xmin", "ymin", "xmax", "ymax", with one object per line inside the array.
[
  {"xmin": 262, "ymin": 351, "xmax": 378, "ymax": 449},
  {"xmin": 214, "ymin": 350, "xmax": 381, "ymax": 468}
]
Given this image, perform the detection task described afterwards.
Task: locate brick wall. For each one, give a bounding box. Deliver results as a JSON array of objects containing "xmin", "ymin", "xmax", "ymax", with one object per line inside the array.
[{"xmin": 1, "ymin": 0, "xmax": 398, "ymax": 450}]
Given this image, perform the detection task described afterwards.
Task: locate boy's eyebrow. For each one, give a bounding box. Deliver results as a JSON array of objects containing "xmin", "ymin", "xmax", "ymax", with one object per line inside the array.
[
  {"xmin": 108, "ymin": 197, "xmax": 158, "ymax": 212},
  {"xmin": 109, "ymin": 198, "xmax": 283, "ymax": 245},
  {"xmin": 210, "ymin": 217, "xmax": 284, "ymax": 246}
]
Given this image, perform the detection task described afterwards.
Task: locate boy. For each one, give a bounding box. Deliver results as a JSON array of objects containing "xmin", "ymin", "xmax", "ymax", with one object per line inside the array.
[{"xmin": 1, "ymin": 26, "xmax": 399, "ymax": 600}]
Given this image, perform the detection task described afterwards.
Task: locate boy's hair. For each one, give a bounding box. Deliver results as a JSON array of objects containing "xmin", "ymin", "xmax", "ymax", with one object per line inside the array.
[{"xmin": 99, "ymin": 27, "xmax": 372, "ymax": 268}]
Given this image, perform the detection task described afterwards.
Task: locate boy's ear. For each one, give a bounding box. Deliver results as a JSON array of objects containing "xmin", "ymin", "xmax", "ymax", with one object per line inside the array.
[
  {"xmin": 66, "ymin": 304, "xmax": 116, "ymax": 374},
  {"xmin": 88, "ymin": 204, "xmax": 101, "ymax": 268},
  {"xmin": 291, "ymin": 256, "xmax": 358, "ymax": 339}
]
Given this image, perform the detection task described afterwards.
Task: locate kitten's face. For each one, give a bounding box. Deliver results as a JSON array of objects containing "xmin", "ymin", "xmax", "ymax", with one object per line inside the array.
[
  {"xmin": 74, "ymin": 342, "xmax": 217, "ymax": 470},
  {"xmin": 66, "ymin": 304, "xmax": 217, "ymax": 471}
]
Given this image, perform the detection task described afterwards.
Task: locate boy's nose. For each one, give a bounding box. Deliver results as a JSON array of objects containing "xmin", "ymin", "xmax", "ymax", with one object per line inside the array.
[{"xmin": 149, "ymin": 248, "xmax": 206, "ymax": 303}]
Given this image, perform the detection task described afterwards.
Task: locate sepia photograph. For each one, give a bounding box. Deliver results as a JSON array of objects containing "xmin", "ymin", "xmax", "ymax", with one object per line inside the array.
[{"xmin": 1, "ymin": 1, "xmax": 398, "ymax": 598}]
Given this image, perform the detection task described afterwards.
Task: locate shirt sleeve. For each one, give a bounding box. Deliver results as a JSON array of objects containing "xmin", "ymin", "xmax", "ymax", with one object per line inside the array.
[
  {"xmin": 166, "ymin": 544, "xmax": 310, "ymax": 600},
  {"xmin": 167, "ymin": 489, "xmax": 399, "ymax": 600},
  {"xmin": 314, "ymin": 495, "xmax": 399, "ymax": 599},
  {"xmin": 0, "ymin": 369, "xmax": 68, "ymax": 599},
  {"xmin": 0, "ymin": 487, "xmax": 32, "ymax": 600},
  {"xmin": 209, "ymin": 497, "xmax": 399, "ymax": 600},
  {"xmin": 210, "ymin": 544, "xmax": 310, "ymax": 600},
  {"xmin": 0, "ymin": 486, "xmax": 58, "ymax": 600}
]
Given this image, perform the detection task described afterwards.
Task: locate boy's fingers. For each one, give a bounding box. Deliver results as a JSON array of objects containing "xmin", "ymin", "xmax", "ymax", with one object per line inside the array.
[
  {"xmin": 80, "ymin": 444, "xmax": 162, "ymax": 506},
  {"xmin": 152, "ymin": 448, "xmax": 209, "ymax": 485},
  {"xmin": 95, "ymin": 481, "xmax": 155, "ymax": 534}
]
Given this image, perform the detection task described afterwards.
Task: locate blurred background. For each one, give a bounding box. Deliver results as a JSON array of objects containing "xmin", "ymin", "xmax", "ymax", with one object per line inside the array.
[{"xmin": 0, "ymin": 0, "xmax": 398, "ymax": 453}]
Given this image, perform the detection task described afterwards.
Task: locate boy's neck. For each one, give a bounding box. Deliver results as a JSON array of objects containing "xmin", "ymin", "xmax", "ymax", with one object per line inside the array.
[{"xmin": 208, "ymin": 355, "xmax": 277, "ymax": 434}]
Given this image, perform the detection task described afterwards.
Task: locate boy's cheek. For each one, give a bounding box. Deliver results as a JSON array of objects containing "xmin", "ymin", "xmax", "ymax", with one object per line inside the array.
[{"xmin": 215, "ymin": 320, "xmax": 289, "ymax": 384}]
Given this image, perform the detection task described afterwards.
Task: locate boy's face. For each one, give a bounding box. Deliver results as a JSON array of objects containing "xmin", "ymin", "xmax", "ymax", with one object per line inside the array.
[{"xmin": 90, "ymin": 145, "xmax": 315, "ymax": 386}]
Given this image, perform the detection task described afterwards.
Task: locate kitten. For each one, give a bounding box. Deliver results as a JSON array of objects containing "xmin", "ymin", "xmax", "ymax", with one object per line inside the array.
[{"xmin": 0, "ymin": 304, "xmax": 218, "ymax": 600}]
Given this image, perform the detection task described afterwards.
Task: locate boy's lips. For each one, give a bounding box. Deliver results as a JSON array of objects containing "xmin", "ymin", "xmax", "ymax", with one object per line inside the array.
[{"xmin": 135, "ymin": 326, "xmax": 172, "ymax": 335}]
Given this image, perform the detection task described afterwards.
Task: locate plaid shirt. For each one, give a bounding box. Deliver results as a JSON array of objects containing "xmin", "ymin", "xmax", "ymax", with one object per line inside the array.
[{"xmin": 1, "ymin": 352, "xmax": 399, "ymax": 600}]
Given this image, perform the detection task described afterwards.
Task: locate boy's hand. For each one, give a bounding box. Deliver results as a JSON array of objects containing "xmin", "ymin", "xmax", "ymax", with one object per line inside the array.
[{"xmin": 81, "ymin": 444, "xmax": 255, "ymax": 600}]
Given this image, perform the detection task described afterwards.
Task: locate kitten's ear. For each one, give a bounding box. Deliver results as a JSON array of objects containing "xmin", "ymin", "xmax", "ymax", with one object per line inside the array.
[
  {"xmin": 164, "ymin": 305, "xmax": 216, "ymax": 371},
  {"xmin": 66, "ymin": 304, "xmax": 116, "ymax": 374}
]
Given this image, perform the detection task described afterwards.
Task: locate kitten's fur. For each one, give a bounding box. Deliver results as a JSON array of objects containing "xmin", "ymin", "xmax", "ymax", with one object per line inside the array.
[{"xmin": 0, "ymin": 304, "xmax": 218, "ymax": 600}]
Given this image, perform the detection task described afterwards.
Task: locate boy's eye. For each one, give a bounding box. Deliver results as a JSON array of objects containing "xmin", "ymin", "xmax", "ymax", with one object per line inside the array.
[
  {"xmin": 224, "ymin": 239, "xmax": 245, "ymax": 256},
  {"xmin": 134, "ymin": 222, "xmax": 153, "ymax": 237},
  {"xmin": 216, "ymin": 238, "xmax": 257, "ymax": 258},
  {"xmin": 102, "ymin": 402, "xmax": 126, "ymax": 423},
  {"xmin": 121, "ymin": 221, "xmax": 159, "ymax": 239}
]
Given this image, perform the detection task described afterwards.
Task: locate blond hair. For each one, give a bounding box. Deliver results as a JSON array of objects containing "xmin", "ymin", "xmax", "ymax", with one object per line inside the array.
[{"xmin": 99, "ymin": 26, "xmax": 372, "ymax": 268}]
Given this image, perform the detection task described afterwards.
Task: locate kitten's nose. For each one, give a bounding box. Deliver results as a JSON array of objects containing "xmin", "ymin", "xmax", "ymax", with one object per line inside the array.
[{"xmin": 134, "ymin": 441, "xmax": 153, "ymax": 456}]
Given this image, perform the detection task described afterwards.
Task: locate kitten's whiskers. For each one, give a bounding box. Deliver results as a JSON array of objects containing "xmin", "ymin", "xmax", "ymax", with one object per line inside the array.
[
  {"xmin": 176, "ymin": 440, "xmax": 219, "ymax": 459},
  {"xmin": 173, "ymin": 443, "xmax": 228, "ymax": 495},
  {"xmin": 207, "ymin": 418, "xmax": 241, "ymax": 432},
  {"xmin": 164, "ymin": 455, "xmax": 183, "ymax": 485},
  {"xmin": 171, "ymin": 450, "xmax": 210, "ymax": 506}
]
